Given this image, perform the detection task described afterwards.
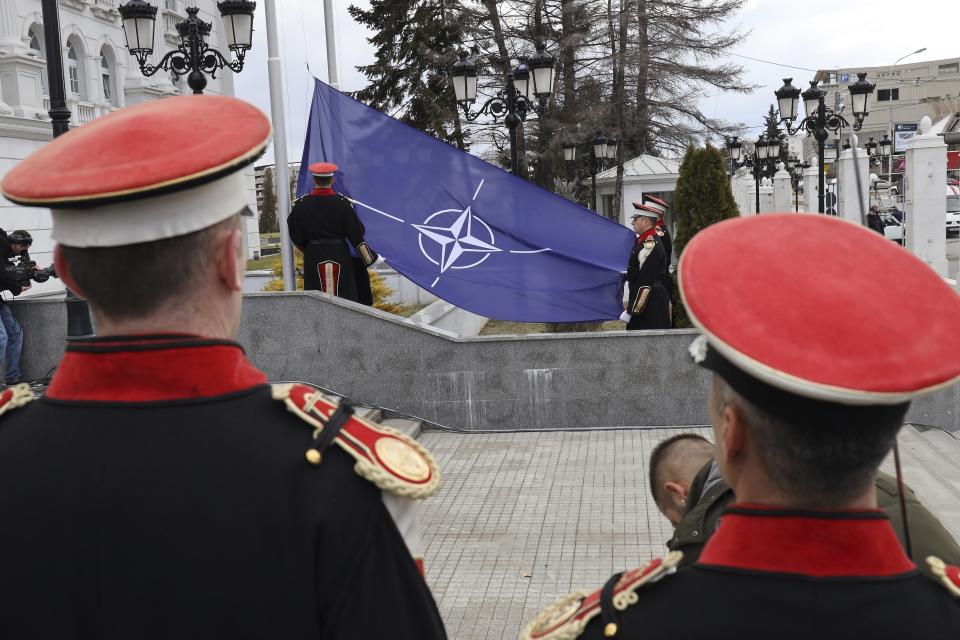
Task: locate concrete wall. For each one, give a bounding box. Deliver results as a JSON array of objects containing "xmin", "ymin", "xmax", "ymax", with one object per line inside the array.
[
  {"xmin": 11, "ymin": 294, "xmax": 960, "ymax": 431},
  {"xmin": 408, "ymin": 299, "xmax": 488, "ymax": 337}
]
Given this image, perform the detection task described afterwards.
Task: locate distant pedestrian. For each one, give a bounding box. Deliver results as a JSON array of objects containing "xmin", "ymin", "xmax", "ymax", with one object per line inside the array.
[{"xmin": 867, "ymin": 204, "xmax": 885, "ymax": 234}]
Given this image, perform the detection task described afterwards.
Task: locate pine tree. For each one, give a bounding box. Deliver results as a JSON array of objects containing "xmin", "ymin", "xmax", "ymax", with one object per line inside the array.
[
  {"xmin": 259, "ymin": 169, "xmax": 277, "ymax": 235},
  {"xmin": 349, "ymin": 0, "xmax": 468, "ymax": 149},
  {"xmin": 670, "ymin": 144, "xmax": 739, "ymax": 327}
]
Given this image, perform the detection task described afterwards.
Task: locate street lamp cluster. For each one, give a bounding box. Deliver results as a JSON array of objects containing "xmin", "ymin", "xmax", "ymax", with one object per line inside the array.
[
  {"xmin": 119, "ymin": 0, "xmax": 256, "ymax": 95},
  {"xmin": 772, "ymin": 73, "xmax": 875, "ymax": 213},
  {"xmin": 865, "ymin": 134, "xmax": 893, "ymax": 167},
  {"xmin": 726, "ymin": 134, "xmax": 785, "ymax": 214},
  {"xmin": 561, "ymin": 133, "xmax": 618, "ymax": 212},
  {"xmin": 448, "ymin": 44, "xmax": 556, "ymax": 176}
]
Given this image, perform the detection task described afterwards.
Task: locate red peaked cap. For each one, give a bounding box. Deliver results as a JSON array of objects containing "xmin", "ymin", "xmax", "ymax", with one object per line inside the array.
[
  {"xmin": 643, "ymin": 194, "xmax": 670, "ymax": 209},
  {"xmin": 631, "ymin": 202, "xmax": 660, "ymax": 218},
  {"xmin": 309, "ymin": 162, "xmax": 338, "ymax": 177},
  {"xmin": 679, "ymin": 214, "xmax": 960, "ymax": 404},
  {"xmin": 1, "ymin": 94, "xmax": 270, "ymax": 206}
]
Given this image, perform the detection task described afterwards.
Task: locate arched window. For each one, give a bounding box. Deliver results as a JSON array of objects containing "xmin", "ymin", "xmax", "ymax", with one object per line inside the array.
[
  {"xmin": 28, "ymin": 25, "xmax": 47, "ymax": 95},
  {"xmin": 66, "ymin": 42, "xmax": 81, "ymax": 96},
  {"xmin": 100, "ymin": 47, "xmax": 118, "ymax": 106}
]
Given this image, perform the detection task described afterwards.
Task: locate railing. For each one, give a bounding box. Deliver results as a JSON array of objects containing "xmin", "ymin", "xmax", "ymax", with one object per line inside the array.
[
  {"xmin": 163, "ymin": 10, "xmax": 184, "ymax": 45},
  {"xmin": 42, "ymin": 96, "xmax": 50, "ymax": 112},
  {"xmin": 94, "ymin": 0, "xmax": 116, "ymax": 9},
  {"xmin": 70, "ymin": 100, "xmax": 98, "ymax": 124}
]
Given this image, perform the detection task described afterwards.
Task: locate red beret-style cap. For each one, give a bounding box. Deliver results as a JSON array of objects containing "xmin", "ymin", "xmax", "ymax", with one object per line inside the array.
[
  {"xmin": 679, "ymin": 214, "xmax": 960, "ymax": 404},
  {"xmin": 1, "ymin": 95, "xmax": 270, "ymax": 247},
  {"xmin": 643, "ymin": 194, "xmax": 669, "ymax": 210},
  {"xmin": 309, "ymin": 162, "xmax": 338, "ymax": 177},
  {"xmin": 631, "ymin": 202, "xmax": 660, "ymax": 219}
]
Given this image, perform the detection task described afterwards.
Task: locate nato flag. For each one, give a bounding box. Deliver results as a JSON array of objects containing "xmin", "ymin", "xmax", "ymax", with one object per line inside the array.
[{"xmin": 297, "ymin": 78, "xmax": 635, "ymax": 322}]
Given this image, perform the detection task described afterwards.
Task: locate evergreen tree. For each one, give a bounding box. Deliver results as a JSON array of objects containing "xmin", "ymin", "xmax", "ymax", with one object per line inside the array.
[
  {"xmin": 259, "ymin": 169, "xmax": 277, "ymax": 235},
  {"xmin": 670, "ymin": 144, "xmax": 739, "ymax": 327},
  {"xmin": 349, "ymin": 0, "xmax": 468, "ymax": 149}
]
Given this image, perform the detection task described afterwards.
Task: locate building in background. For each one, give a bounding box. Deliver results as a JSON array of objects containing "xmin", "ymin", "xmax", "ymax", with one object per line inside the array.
[
  {"xmin": 0, "ymin": 0, "xmax": 259, "ymax": 299},
  {"xmin": 595, "ymin": 154, "xmax": 680, "ymax": 228},
  {"xmin": 815, "ymin": 57, "xmax": 960, "ymax": 164},
  {"xmin": 254, "ymin": 161, "xmax": 299, "ymax": 216}
]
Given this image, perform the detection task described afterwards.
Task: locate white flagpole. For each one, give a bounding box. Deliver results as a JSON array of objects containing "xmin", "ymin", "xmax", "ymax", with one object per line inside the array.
[
  {"xmin": 264, "ymin": 0, "xmax": 296, "ymax": 291},
  {"xmin": 323, "ymin": 0, "xmax": 340, "ymax": 89}
]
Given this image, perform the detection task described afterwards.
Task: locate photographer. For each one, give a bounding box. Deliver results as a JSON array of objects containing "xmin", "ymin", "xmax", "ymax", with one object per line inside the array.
[{"xmin": 0, "ymin": 229, "xmax": 33, "ymax": 385}]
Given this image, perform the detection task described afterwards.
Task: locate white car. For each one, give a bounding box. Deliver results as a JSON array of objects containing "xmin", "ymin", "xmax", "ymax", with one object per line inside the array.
[{"xmin": 948, "ymin": 193, "xmax": 960, "ymax": 235}]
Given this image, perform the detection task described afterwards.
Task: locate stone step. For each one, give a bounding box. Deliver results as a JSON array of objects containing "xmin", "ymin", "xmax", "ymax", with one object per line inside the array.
[
  {"xmin": 354, "ymin": 405, "xmax": 383, "ymax": 423},
  {"xmin": 378, "ymin": 418, "xmax": 423, "ymax": 439},
  {"xmin": 883, "ymin": 426, "xmax": 960, "ymax": 541}
]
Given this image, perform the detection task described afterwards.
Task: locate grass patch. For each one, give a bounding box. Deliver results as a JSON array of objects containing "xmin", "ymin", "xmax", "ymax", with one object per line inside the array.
[
  {"xmin": 479, "ymin": 320, "xmax": 624, "ymax": 335},
  {"xmin": 247, "ymin": 254, "xmax": 281, "ymax": 271}
]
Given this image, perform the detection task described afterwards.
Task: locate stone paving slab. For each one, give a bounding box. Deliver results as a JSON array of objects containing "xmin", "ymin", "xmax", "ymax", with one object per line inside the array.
[
  {"xmin": 420, "ymin": 428, "xmax": 709, "ymax": 640},
  {"xmin": 420, "ymin": 427, "xmax": 960, "ymax": 640}
]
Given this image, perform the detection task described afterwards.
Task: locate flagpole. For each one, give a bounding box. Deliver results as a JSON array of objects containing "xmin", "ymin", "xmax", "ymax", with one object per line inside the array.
[
  {"xmin": 323, "ymin": 0, "xmax": 339, "ymax": 89},
  {"xmin": 264, "ymin": 0, "xmax": 296, "ymax": 291}
]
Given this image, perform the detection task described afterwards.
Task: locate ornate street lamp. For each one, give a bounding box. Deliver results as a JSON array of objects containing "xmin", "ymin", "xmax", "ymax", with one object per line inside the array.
[
  {"xmin": 450, "ymin": 44, "xmax": 555, "ymax": 177},
  {"xmin": 605, "ymin": 137, "xmax": 618, "ymax": 161},
  {"xmin": 775, "ymin": 75, "xmax": 875, "ymax": 213},
  {"xmin": 562, "ymin": 142, "xmax": 577, "ymax": 163},
  {"xmin": 592, "ymin": 133, "xmax": 608, "ymax": 160},
  {"xmin": 120, "ymin": 0, "xmax": 256, "ymax": 95},
  {"xmin": 865, "ymin": 137, "xmax": 877, "ymax": 158},
  {"xmin": 561, "ymin": 133, "xmax": 610, "ymax": 213}
]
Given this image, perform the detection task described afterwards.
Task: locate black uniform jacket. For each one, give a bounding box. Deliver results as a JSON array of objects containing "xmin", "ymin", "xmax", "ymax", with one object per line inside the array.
[
  {"xmin": 667, "ymin": 461, "xmax": 960, "ymax": 575},
  {"xmin": 526, "ymin": 506, "xmax": 960, "ymax": 640},
  {"xmin": 625, "ymin": 229, "xmax": 670, "ymax": 330},
  {"xmin": 287, "ymin": 188, "xmax": 376, "ymax": 303},
  {"xmin": 0, "ymin": 336, "xmax": 446, "ymax": 640}
]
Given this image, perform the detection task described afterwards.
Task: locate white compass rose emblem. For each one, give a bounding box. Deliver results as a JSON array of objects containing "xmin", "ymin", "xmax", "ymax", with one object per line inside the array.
[{"xmin": 413, "ymin": 206, "xmax": 502, "ymax": 274}]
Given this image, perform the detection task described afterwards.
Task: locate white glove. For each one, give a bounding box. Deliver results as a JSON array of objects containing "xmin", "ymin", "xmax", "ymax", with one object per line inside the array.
[{"xmin": 619, "ymin": 311, "xmax": 632, "ymax": 323}]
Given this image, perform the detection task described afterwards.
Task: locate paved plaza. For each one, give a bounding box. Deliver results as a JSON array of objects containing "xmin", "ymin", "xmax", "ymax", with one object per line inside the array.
[{"xmin": 420, "ymin": 426, "xmax": 960, "ymax": 640}]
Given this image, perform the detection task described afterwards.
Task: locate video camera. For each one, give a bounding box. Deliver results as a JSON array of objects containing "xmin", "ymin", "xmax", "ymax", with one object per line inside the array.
[{"xmin": 3, "ymin": 230, "xmax": 58, "ymax": 286}]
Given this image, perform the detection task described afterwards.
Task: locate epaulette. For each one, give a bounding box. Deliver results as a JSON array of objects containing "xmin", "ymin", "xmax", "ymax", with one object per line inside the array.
[
  {"xmin": 520, "ymin": 552, "xmax": 682, "ymax": 640},
  {"xmin": 642, "ymin": 238, "xmax": 656, "ymax": 250},
  {"xmin": 928, "ymin": 556, "xmax": 960, "ymax": 599},
  {"xmin": 655, "ymin": 227, "xmax": 664, "ymax": 237},
  {"xmin": 271, "ymin": 383, "xmax": 440, "ymax": 499},
  {"xmin": 0, "ymin": 384, "xmax": 34, "ymax": 418}
]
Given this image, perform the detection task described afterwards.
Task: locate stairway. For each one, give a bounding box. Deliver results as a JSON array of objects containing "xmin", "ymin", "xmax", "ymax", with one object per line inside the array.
[{"xmin": 881, "ymin": 425, "xmax": 960, "ymax": 543}]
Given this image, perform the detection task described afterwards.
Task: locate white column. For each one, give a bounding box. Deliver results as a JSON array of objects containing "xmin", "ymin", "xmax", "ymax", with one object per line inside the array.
[
  {"xmin": 731, "ymin": 168, "xmax": 747, "ymax": 215},
  {"xmin": 0, "ymin": 0, "xmax": 26, "ymax": 53},
  {"xmin": 773, "ymin": 163, "xmax": 793, "ymax": 212},
  {"xmin": 745, "ymin": 177, "xmax": 757, "ymax": 215},
  {"xmin": 837, "ymin": 134, "xmax": 870, "ymax": 225},
  {"xmin": 904, "ymin": 116, "xmax": 948, "ymax": 276},
  {"xmin": 759, "ymin": 177, "xmax": 775, "ymax": 213},
  {"xmin": 86, "ymin": 55, "xmax": 104, "ymax": 105},
  {"xmin": 803, "ymin": 155, "xmax": 820, "ymax": 213}
]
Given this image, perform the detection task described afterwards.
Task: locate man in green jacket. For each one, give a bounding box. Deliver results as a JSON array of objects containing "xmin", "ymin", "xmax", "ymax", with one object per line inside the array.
[{"xmin": 649, "ymin": 433, "xmax": 960, "ymax": 574}]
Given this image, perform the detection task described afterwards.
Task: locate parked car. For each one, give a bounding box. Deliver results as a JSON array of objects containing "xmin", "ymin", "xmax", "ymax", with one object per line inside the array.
[
  {"xmin": 948, "ymin": 195, "xmax": 960, "ymax": 236},
  {"xmin": 881, "ymin": 213, "xmax": 903, "ymax": 244}
]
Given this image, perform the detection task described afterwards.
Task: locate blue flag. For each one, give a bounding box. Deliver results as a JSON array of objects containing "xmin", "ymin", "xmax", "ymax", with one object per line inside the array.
[{"xmin": 297, "ymin": 78, "xmax": 635, "ymax": 322}]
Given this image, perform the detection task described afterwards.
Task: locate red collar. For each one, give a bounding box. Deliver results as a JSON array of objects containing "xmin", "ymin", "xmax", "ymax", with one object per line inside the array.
[
  {"xmin": 698, "ymin": 504, "xmax": 915, "ymax": 577},
  {"xmin": 311, "ymin": 188, "xmax": 336, "ymax": 196},
  {"xmin": 637, "ymin": 227, "xmax": 659, "ymax": 243},
  {"xmin": 655, "ymin": 220, "xmax": 665, "ymax": 228},
  {"xmin": 46, "ymin": 335, "xmax": 268, "ymax": 402}
]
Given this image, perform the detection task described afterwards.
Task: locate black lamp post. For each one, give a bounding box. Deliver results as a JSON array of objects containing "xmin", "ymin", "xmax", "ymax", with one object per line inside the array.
[
  {"xmin": 450, "ymin": 44, "xmax": 555, "ymax": 177},
  {"xmin": 120, "ymin": 0, "xmax": 256, "ymax": 95},
  {"xmin": 786, "ymin": 156, "xmax": 809, "ymax": 212},
  {"xmin": 40, "ymin": 0, "xmax": 94, "ymax": 338},
  {"xmin": 725, "ymin": 136, "xmax": 743, "ymax": 176},
  {"xmin": 774, "ymin": 74, "xmax": 875, "ymax": 213}
]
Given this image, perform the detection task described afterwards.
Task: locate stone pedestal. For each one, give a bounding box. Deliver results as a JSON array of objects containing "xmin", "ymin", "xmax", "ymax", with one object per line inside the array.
[
  {"xmin": 745, "ymin": 179, "xmax": 757, "ymax": 215},
  {"xmin": 803, "ymin": 156, "xmax": 820, "ymax": 213},
  {"xmin": 904, "ymin": 116, "xmax": 948, "ymax": 276},
  {"xmin": 731, "ymin": 168, "xmax": 750, "ymax": 216},
  {"xmin": 0, "ymin": 53, "xmax": 45, "ymax": 118},
  {"xmin": 837, "ymin": 136, "xmax": 870, "ymax": 225},
  {"xmin": 773, "ymin": 163, "xmax": 792, "ymax": 212},
  {"xmin": 759, "ymin": 178, "xmax": 774, "ymax": 213}
]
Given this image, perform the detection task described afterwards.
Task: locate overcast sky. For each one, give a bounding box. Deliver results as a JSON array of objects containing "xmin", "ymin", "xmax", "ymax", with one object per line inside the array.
[{"xmin": 234, "ymin": 0, "xmax": 957, "ymax": 165}]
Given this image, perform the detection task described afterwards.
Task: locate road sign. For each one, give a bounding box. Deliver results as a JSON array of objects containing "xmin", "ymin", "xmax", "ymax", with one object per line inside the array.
[{"xmin": 893, "ymin": 123, "xmax": 918, "ymax": 154}]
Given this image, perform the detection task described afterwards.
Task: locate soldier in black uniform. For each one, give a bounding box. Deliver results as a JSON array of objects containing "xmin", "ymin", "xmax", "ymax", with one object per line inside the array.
[
  {"xmin": 0, "ymin": 95, "xmax": 446, "ymax": 639},
  {"xmin": 521, "ymin": 214, "xmax": 960, "ymax": 640},
  {"xmin": 288, "ymin": 162, "xmax": 378, "ymax": 305},
  {"xmin": 622, "ymin": 205, "xmax": 670, "ymax": 330}
]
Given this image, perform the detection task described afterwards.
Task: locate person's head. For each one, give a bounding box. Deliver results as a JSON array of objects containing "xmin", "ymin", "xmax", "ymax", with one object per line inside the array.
[
  {"xmin": 678, "ymin": 214, "xmax": 960, "ymax": 509},
  {"xmin": 309, "ymin": 162, "xmax": 338, "ymax": 190},
  {"xmin": 707, "ymin": 373, "xmax": 904, "ymax": 508},
  {"xmin": 648, "ymin": 434, "xmax": 715, "ymax": 525},
  {"xmin": 631, "ymin": 204, "xmax": 659, "ymax": 233},
  {"xmin": 869, "ymin": 204, "xmax": 880, "ymax": 214},
  {"xmin": 1, "ymin": 94, "xmax": 271, "ymax": 338},
  {"xmin": 7, "ymin": 230, "xmax": 31, "ymax": 254}
]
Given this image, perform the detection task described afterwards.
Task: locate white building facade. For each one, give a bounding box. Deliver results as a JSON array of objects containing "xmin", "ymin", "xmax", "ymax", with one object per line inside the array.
[{"xmin": 0, "ymin": 0, "xmax": 259, "ymax": 298}]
